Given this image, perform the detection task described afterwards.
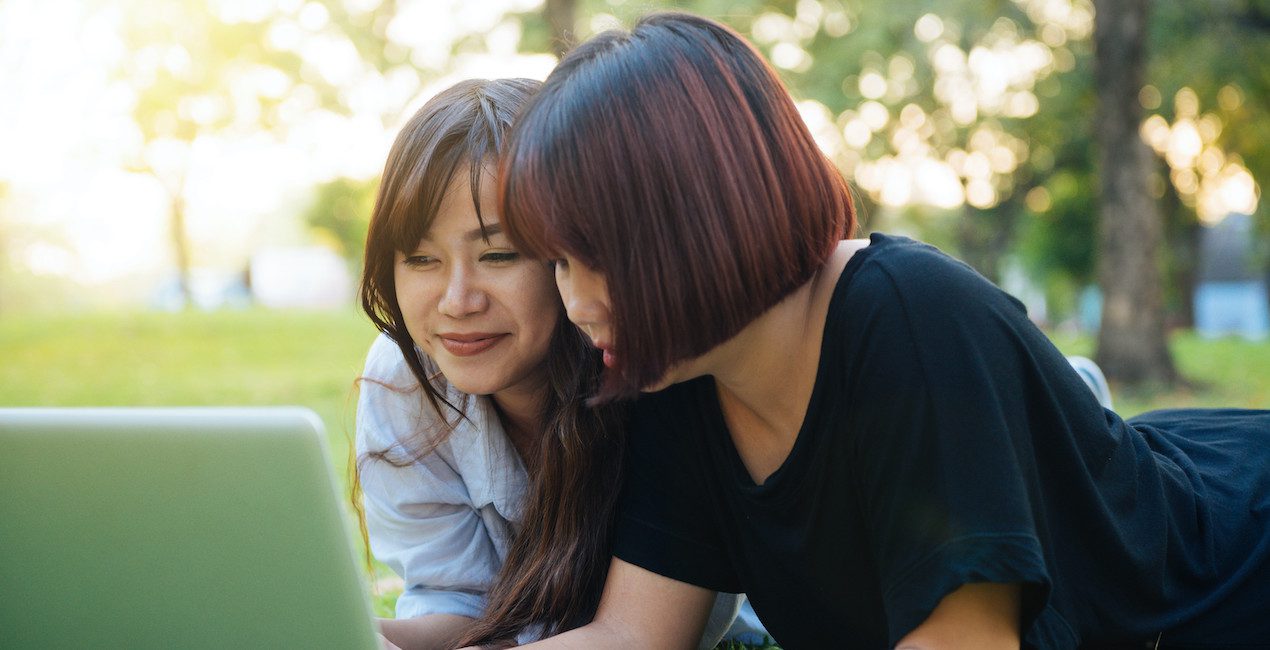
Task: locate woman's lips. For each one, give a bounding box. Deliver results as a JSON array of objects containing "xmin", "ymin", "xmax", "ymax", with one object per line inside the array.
[
  {"xmin": 591, "ymin": 340, "xmax": 616, "ymax": 367},
  {"xmin": 439, "ymin": 333, "xmax": 507, "ymax": 357}
]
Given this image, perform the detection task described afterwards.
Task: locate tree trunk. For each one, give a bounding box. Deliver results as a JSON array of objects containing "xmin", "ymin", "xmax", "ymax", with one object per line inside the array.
[
  {"xmin": 545, "ymin": 0, "xmax": 578, "ymax": 58},
  {"xmin": 1092, "ymin": 0, "xmax": 1177, "ymax": 386},
  {"xmin": 170, "ymin": 193, "xmax": 193, "ymax": 309}
]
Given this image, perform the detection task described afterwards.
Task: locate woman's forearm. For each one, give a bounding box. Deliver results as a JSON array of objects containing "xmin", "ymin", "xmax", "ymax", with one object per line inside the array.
[
  {"xmin": 502, "ymin": 619, "xmax": 641, "ymax": 650},
  {"xmin": 378, "ymin": 613, "xmax": 476, "ymax": 650}
]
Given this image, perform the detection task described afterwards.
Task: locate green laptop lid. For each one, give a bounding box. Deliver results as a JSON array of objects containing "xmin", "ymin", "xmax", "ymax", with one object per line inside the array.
[{"xmin": 0, "ymin": 407, "xmax": 380, "ymax": 650}]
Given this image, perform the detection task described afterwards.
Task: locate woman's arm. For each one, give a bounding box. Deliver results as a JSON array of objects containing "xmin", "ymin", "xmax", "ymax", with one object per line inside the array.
[
  {"xmin": 896, "ymin": 583, "xmax": 1021, "ymax": 650},
  {"xmin": 378, "ymin": 614, "xmax": 475, "ymax": 650},
  {"xmin": 503, "ymin": 558, "xmax": 716, "ymax": 650}
]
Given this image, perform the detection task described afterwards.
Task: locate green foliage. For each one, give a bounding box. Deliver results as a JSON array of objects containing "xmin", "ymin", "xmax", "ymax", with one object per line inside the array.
[
  {"xmin": 1149, "ymin": 1, "xmax": 1269, "ymax": 182},
  {"xmin": 303, "ymin": 176, "xmax": 379, "ymax": 266},
  {"xmin": 1016, "ymin": 167, "xmax": 1098, "ymax": 319},
  {"xmin": 118, "ymin": 1, "xmax": 309, "ymax": 146}
]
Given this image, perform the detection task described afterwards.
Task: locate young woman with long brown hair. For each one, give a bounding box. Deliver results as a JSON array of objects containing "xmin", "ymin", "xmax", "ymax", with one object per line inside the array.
[
  {"xmin": 355, "ymin": 78, "xmax": 765, "ymax": 650},
  {"xmin": 495, "ymin": 13, "xmax": 1270, "ymax": 650}
]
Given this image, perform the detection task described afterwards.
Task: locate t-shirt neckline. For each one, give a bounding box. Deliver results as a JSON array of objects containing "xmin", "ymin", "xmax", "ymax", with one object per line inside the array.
[{"xmin": 702, "ymin": 233, "xmax": 893, "ymax": 498}]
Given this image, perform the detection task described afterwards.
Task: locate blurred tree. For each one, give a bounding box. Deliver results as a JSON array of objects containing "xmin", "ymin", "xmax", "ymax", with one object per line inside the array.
[
  {"xmin": 113, "ymin": 0, "xmax": 426, "ymax": 307},
  {"xmin": 116, "ymin": 1, "xmax": 312, "ymax": 308},
  {"xmin": 1092, "ymin": 0, "xmax": 1176, "ymax": 385},
  {"xmin": 303, "ymin": 176, "xmax": 378, "ymax": 269},
  {"xmin": 1147, "ymin": 1, "xmax": 1270, "ymax": 327}
]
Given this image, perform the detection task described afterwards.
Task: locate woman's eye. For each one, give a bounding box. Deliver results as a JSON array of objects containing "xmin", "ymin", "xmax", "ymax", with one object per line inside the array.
[
  {"xmin": 402, "ymin": 255, "xmax": 436, "ymax": 269},
  {"xmin": 481, "ymin": 251, "xmax": 520, "ymax": 264}
]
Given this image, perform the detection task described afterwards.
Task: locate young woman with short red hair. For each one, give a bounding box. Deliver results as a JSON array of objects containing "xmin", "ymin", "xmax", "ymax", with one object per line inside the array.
[{"xmin": 497, "ymin": 12, "xmax": 1270, "ymax": 650}]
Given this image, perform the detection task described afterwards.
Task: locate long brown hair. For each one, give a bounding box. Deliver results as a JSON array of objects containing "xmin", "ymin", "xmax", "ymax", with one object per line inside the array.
[
  {"xmin": 355, "ymin": 78, "xmax": 626, "ymax": 645},
  {"xmin": 501, "ymin": 12, "xmax": 855, "ymax": 400}
]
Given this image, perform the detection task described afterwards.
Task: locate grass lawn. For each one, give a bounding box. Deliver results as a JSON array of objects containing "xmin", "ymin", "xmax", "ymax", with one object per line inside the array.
[
  {"xmin": 2, "ymin": 307, "xmax": 1266, "ymax": 642},
  {"xmin": 1046, "ymin": 331, "xmax": 1270, "ymax": 416}
]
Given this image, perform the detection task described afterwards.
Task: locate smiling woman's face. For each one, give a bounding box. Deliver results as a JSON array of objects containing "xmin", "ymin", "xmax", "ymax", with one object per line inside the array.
[{"xmin": 394, "ymin": 168, "xmax": 559, "ymax": 400}]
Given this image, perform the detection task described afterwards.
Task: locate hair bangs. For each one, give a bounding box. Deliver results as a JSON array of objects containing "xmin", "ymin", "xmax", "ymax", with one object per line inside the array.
[
  {"xmin": 498, "ymin": 142, "xmax": 563, "ymax": 261},
  {"xmin": 382, "ymin": 144, "xmax": 462, "ymax": 254}
]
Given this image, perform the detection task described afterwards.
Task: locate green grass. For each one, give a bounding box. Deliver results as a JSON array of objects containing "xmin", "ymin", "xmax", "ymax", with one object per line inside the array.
[
  {"xmin": 0, "ymin": 308, "xmax": 374, "ymax": 433},
  {"xmin": 2, "ymin": 308, "xmax": 1266, "ymax": 645},
  {"xmin": 1047, "ymin": 331, "xmax": 1270, "ymax": 417}
]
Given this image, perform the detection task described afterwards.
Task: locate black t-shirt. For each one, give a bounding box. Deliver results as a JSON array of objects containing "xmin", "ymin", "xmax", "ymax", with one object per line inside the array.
[{"xmin": 612, "ymin": 234, "xmax": 1270, "ymax": 649}]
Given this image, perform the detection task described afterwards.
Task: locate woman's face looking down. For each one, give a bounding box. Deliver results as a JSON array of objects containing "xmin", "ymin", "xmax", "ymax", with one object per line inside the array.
[
  {"xmin": 553, "ymin": 253, "xmax": 614, "ymax": 368},
  {"xmin": 555, "ymin": 253, "xmax": 697, "ymax": 392},
  {"xmin": 394, "ymin": 168, "xmax": 559, "ymax": 400}
]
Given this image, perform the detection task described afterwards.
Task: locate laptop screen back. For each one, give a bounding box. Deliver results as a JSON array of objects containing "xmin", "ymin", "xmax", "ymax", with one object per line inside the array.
[{"xmin": 0, "ymin": 407, "xmax": 380, "ymax": 650}]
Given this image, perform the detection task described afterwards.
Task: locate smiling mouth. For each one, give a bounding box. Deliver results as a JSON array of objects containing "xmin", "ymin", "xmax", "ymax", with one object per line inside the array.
[{"xmin": 439, "ymin": 334, "xmax": 507, "ymax": 357}]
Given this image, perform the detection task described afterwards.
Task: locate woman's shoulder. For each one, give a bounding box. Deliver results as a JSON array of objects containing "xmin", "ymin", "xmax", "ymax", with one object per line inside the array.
[
  {"xmin": 852, "ymin": 234, "xmax": 987, "ymax": 287},
  {"xmin": 357, "ymin": 333, "xmax": 480, "ymax": 450},
  {"xmin": 363, "ymin": 333, "xmax": 434, "ymax": 387},
  {"xmin": 836, "ymin": 233, "xmax": 1026, "ymax": 318}
]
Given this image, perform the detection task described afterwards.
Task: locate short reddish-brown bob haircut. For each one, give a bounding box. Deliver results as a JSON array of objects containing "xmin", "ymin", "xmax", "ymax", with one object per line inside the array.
[{"xmin": 501, "ymin": 12, "xmax": 855, "ymax": 400}]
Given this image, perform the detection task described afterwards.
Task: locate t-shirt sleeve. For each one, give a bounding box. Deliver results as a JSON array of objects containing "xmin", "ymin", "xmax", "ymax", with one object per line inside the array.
[
  {"xmin": 611, "ymin": 388, "xmax": 742, "ymax": 594},
  {"xmin": 356, "ymin": 334, "xmax": 497, "ymax": 620},
  {"xmin": 843, "ymin": 253, "xmax": 1054, "ymax": 645}
]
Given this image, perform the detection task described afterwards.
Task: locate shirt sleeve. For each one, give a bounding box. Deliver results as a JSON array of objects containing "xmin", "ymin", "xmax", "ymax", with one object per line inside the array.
[
  {"xmin": 612, "ymin": 386, "xmax": 742, "ymax": 594},
  {"xmin": 843, "ymin": 252, "xmax": 1054, "ymax": 646},
  {"xmin": 356, "ymin": 334, "xmax": 498, "ymax": 620}
]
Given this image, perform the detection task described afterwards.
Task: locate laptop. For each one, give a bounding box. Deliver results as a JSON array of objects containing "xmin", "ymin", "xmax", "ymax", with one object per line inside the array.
[{"xmin": 0, "ymin": 407, "xmax": 381, "ymax": 649}]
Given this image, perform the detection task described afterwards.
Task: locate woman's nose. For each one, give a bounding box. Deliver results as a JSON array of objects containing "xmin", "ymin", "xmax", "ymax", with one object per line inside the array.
[
  {"xmin": 438, "ymin": 263, "xmax": 487, "ymax": 318},
  {"xmin": 560, "ymin": 266, "xmax": 608, "ymax": 328}
]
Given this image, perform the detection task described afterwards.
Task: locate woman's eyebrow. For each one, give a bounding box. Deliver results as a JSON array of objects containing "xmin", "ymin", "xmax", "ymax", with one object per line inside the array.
[{"xmin": 466, "ymin": 222, "xmax": 504, "ymax": 242}]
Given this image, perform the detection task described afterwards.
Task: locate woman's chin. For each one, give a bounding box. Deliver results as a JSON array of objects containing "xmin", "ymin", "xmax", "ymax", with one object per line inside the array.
[
  {"xmin": 440, "ymin": 369, "xmax": 506, "ymax": 397},
  {"xmin": 639, "ymin": 368, "xmax": 685, "ymax": 394}
]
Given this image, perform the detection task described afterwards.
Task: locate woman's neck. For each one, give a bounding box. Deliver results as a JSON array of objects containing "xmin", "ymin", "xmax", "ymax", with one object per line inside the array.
[
  {"xmin": 709, "ymin": 280, "xmax": 824, "ymax": 435},
  {"xmin": 492, "ymin": 375, "xmax": 548, "ymax": 472},
  {"xmin": 706, "ymin": 240, "xmax": 864, "ymax": 482}
]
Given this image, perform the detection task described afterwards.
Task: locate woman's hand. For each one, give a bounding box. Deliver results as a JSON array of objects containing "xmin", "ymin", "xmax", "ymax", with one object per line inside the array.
[{"xmin": 378, "ymin": 632, "xmax": 403, "ymax": 650}]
